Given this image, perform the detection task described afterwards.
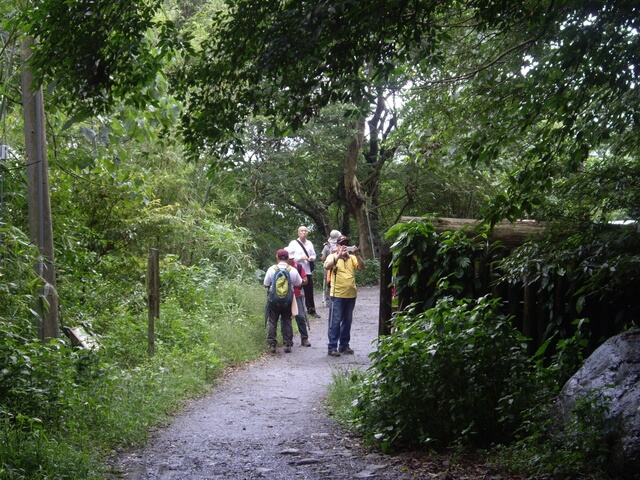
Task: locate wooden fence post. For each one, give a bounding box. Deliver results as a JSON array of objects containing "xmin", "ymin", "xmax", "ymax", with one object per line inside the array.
[
  {"xmin": 147, "ymin": 248, "xmax": 159, "ymax": 356},
  {"xmin": 379, "ymin": 244, "xmax": 393, "ymax": 336}
]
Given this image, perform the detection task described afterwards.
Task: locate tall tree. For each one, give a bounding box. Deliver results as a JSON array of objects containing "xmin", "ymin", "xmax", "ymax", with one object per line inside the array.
[
  {"xmin": 178, "ymin": 0, "xmax": 639, "ymax": 227},
  {"xmin": 6, "ymin": 0, "xmax": 185, "ymax": 338}
]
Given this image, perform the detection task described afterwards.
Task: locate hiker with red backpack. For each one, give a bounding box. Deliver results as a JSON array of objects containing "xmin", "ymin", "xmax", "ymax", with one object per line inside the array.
[{"xmin": 263, "ymin": 249, "xmax": 303, "ymax": 354}]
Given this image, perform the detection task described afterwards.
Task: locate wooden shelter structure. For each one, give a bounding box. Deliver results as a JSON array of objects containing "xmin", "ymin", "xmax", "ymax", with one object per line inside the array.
[{"xmin": 379, "ymin": 217, "xmax": 546, "ymax": 338}]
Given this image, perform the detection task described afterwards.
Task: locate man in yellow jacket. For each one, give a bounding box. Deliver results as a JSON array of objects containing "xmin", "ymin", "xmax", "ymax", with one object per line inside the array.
[{"xmin": 323, "ymin": 235, "xmax": 365, "ymax": 357}]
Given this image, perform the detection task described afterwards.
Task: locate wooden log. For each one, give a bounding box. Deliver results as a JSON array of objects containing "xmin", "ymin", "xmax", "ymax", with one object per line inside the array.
[{"xmin": 400, "ymin": 217, "xmax": 546, "ymax": 248}]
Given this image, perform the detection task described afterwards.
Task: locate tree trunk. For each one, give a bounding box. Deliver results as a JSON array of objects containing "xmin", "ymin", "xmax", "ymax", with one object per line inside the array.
[
  {"xmin": 21, "ymin": 37, "xmax": 59, "ymax": 340},
  {"xmin": 343, "ymin": 117, "xmax": 371, "ymax": 258},
  {"xmin": 362, "ymin": 87, "xmax": 398, "ymax": 257}
]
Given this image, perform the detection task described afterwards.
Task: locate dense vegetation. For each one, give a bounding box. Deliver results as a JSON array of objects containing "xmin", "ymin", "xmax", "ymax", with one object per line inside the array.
[
  {"xmin": 1, "ymin": 0, "xmax": 639, "ymax": 478},
  {"xmin": 335, "ymin": 219, "xmax": 631, "ymax": 478}
]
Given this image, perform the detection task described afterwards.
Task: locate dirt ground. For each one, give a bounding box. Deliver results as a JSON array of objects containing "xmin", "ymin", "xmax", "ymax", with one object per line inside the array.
[{"xmin": 111, "ymin": 286, "xmax": 520, "ymax": 480}]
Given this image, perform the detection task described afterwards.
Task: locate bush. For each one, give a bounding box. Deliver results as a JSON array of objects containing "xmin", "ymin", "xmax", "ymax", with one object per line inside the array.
[
  {"xmin": 0, "ymin": 254, "xmax": 267, "ymax": 478},
  {"xmin": 351, "ymin": 295, "xmax": 541, "ymax": 451},
  {"xmin": 493, "ymin": 391, "xmax": 614, "ymax": 478}
]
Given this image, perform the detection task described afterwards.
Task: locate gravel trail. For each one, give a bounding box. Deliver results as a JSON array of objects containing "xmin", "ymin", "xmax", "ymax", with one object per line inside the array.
[{"xmin": 113, "ymin": 286, "xmax": 414, "ymax": 480}]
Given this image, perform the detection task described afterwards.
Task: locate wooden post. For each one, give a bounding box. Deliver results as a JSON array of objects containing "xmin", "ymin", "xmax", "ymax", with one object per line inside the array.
[
  {"xmin": 378, "ymin": 244, "xmax": 393, "ymax": 336},
  {"xmin": 147, "ymin": 248, "xmax": 159, "ymax": 356},
  {"xmin": 22, "ymin": 37, "xmax": 59, "ymax": 340},
  {"xmin": 523, "ymin": 282, "xmax": 536, "ymax": 354}
]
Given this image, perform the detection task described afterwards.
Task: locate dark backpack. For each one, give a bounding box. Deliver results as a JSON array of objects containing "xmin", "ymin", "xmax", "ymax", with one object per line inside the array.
[{"xmin": 268, "ymin": 265, "xmax": 293, "ymax": 307}]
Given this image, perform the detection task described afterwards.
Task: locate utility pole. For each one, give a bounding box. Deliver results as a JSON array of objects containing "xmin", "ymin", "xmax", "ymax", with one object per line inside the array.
[{"xmin": 21, "ymin": 37, "xmax": 59, "ymax": 340}]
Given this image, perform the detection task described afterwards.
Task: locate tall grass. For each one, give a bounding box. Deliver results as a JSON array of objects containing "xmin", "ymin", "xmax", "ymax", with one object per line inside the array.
[
  {"xmin": 0, "ymin": 263, "xmax": 268, "ymax": 479},
  {"xmin": 326, "ymin": 368, "xmax": 366, "ymax": 426}
]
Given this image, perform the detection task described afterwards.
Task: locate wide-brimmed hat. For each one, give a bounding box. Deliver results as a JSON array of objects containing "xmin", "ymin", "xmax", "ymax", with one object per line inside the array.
[{"xmin": 328, "ymin": 230, "xmax": 341, "ymax": 242}]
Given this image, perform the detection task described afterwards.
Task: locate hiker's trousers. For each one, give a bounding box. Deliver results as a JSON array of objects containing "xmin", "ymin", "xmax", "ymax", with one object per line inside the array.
[
  {"xmin": 327, "ymin": 296, "xmax": 356, "ymax": 353},
  {"xmin": 267, "ymin": 304, "xmax": 293, "ymax": 347}
]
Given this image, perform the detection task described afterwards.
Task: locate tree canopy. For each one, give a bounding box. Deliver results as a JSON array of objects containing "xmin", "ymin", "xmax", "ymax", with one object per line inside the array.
[
  {"xmin": 14, "ymin": 0, "xmax": 639, "ymax": 227},
  {"xmin": 174, "ymin": 0, "xmax": 639, "ymax": 222},
  {"xmin": 2, "ymin": 1, "xmax": 640, "ymax": 476}
]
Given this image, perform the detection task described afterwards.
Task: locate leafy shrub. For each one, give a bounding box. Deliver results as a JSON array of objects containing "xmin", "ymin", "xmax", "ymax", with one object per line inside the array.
[
  {"xmin": 351, "ymin": 295, "xmax": 541, "ymax": 451},
  {"xmin": 0, "ymin": 323, "xmax": 77, "ymax": 425},
  {"xmin": 494, "ymin": 391, "xmax": 614, "ymax": 478},
  {"xmin": 326, "ymin": 368, "xmax": 366, "ymax": 426},
  {"xmin": 0, "ymin": 226, "xmax": 41, "ymax": 323},
  {"xmin": 356, "ymin": 257, "xmax": 380, "ymax": 286},
  {"xmin": 0, "ymin": 415, "xmax": 95, "ymax": 480},
  {"xmin": 385, "ymin": 219, "xmax": 490, "ymax": 312}
]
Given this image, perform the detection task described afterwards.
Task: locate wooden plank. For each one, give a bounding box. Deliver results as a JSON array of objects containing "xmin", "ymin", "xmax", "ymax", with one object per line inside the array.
[
  {"xmin": 63, "ymin": 325, "xmax": 99, "ymax": 350},
  {"xmin": 401, "ymin": 217, "xmax": 546, "ymax": 248}
]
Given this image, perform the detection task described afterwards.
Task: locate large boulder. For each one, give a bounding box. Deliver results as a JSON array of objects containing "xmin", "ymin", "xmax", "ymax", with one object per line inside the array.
[{"xmin": 558, "ymin": 328, "xmax": 640, "ymax": 478}]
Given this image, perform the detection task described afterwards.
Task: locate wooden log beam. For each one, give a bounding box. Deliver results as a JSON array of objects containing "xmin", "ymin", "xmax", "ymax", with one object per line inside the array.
[{"xmin": 401, "ymin": 217, "xmax": 546, "ymax": 248}]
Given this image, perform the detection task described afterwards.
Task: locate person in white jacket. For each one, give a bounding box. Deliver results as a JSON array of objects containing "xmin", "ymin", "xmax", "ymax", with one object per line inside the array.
[{"xmin": 287, "ymin": 226, "xmax": 320, "ymax": 318}]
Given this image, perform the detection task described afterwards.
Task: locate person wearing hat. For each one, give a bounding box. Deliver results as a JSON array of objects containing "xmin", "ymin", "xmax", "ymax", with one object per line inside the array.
[
  {"xmin": 321, "ymin": 230, "xmax": 342, "ymax": 305},
  {"xmin": 263, "ymin": 248, "xmax": 303, "ymax": 353},
  {"xmin": 323, "ymin": 235, "xmax": 365, "ymax": 357},
  {"xmin": 321, "ymin": 230, "xmax": 342, "ymax": 261}
]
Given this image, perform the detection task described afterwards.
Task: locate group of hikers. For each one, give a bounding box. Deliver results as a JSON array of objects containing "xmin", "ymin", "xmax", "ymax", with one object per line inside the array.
[{"xmin": 263, "ymin": 225, "xmax": 366, "ymax": 356}]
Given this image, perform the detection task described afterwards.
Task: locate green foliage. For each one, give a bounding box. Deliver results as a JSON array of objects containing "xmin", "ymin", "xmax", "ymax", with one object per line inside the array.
[
  {"xmin": 0, "ymin": 331, "xmax": 77, "ymax": 425},
  {"xmin": 5, "ymin": 2, "xmax": 639, "ymax": 479},
  {"xmin": 0, "ymin": 226, "xmax": 41, "ymax": 322},
  {"xmin": 385, "ymin": 219, "xmax": 489, "ymax": 311},
  {"xmin": 19, "ymin": 0, "xmax": 185, "ymax": 118},
  {"xmin": 355, "ymin": 257, "xmax": 380, "ymax": 287},
  {"xmin": 326, "ymin": 368, "xmax": 366, "ymax": 426},
  {"xmin": 499, "ymin": 223, "xmax": 640, "ymax": 354},
  {"xmin": 0, "ymin": 324, "xmax": 100, "ymax": 478},
  {"xmin": 0, "ymin": 415, "xmax": 95, "ymax": 480},
  {"xmin": 351, "ymin": 295, "xmax": 540, "ymax": 451},
  {"xmin": 494, "ymin": 391, "xmax": 614, "ymax": 479},
  {"xmin": 0, "ymin": 250, "xmax": 267, "ymax": 478}
]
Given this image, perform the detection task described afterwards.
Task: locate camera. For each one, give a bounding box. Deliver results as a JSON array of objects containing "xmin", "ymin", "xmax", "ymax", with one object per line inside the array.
[{"xmin": 346, "ymin": 246, "xmax": 356, "ymax": 253}]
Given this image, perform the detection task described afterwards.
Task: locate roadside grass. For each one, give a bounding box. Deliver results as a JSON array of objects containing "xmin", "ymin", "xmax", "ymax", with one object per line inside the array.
[{"xmin": 326, "ymin": 367, "xmax": 366, "ymax": 426}]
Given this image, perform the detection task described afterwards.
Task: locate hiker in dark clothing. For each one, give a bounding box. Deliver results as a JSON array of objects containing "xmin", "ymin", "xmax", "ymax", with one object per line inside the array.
[{"xmin": 263, "ymin": 249, "xmax": 302, "ymax": 354}]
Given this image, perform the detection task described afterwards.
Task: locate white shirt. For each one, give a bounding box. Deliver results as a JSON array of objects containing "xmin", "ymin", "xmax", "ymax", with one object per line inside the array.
[
  {"xmin": 287, "ymin": 238, "xmax": 317, "ymax": 274},
  {"xmin": 263, "ymin": 261, "xmax": 303, "ymax": 287}
]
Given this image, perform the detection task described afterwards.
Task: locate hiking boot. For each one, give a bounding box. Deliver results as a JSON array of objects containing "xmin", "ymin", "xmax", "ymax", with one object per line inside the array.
[
  {"xmin": 269, "ymin": 345, "xmax": 277, "ymax": 354},
  {"xmin": 340, "ymin": 347, "xmax": 354, "ymax": 354},
  {"xmin": 284, "ymin": 345, "xmax": 292, "ymax": 353},
  {"xmin": 328, "ymin": 350, "xmax": 340, "ymax": 357},
  {"xmin": 301, "ymin": 338, "xmax": 311, "ymax": 347}
]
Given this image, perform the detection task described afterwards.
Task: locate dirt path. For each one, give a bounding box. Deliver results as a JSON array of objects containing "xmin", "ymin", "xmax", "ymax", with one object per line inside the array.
[{"xmin": 114, "ymin": 286, "xmax": 411, "ymax": 479}]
